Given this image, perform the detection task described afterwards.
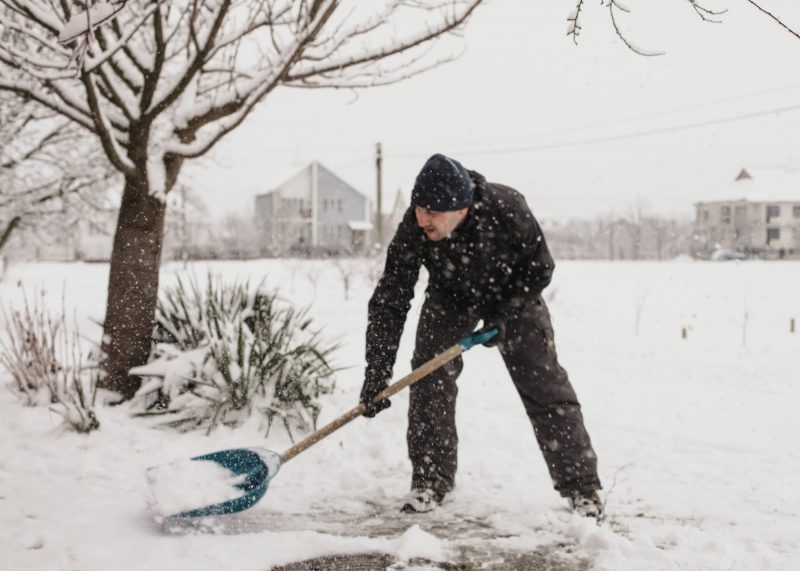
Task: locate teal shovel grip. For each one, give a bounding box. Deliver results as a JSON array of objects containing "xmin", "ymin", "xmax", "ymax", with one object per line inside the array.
[{"xmin": 459, "ymin": 328, "xmax": 498, "ymax": 351}]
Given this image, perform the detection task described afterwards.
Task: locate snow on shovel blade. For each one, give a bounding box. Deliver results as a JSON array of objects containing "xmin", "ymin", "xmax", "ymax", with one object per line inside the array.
[{"xmin": 146, "ymin": 447, "xmax": 281, "ymax": 520}]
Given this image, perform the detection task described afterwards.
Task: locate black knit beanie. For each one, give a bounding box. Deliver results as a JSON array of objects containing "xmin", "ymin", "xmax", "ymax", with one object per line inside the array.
[{"xmin": 411, "ymin": 154, "xmax": 474, "ymax": 211}]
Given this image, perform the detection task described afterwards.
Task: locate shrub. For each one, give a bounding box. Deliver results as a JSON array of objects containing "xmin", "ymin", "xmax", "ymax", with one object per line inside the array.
[
  {"xmin": 132, "ymin": 275, "xmax": 338, "ymax": 439},
  {"xmin": 0, "ymin": 289, "xmax": 100, "ymax": 433}
]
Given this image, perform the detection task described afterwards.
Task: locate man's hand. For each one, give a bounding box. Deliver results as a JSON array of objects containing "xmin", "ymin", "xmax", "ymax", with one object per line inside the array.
[
  {"xmin": 359, "ymin": 374, "xmax": 391, "ymax": 418},
  {"xmin": 476, "ymin": 319, "xmax": 505, "ymax": 348}
]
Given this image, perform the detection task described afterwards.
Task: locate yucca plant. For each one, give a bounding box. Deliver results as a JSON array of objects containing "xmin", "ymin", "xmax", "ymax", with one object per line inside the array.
[{"xmin": 133, "ymin": 275, "xmax": 338, "ymax": 439}]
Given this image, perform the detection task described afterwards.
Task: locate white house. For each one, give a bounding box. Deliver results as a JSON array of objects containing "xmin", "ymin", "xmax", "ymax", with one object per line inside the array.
[
  {"xmin": 694, "ymin": 168, "xmax": 800, "ymax": 259},
  {"xmin": 255, "ymin": 162, "xmax": 373, "ymax": 256}
]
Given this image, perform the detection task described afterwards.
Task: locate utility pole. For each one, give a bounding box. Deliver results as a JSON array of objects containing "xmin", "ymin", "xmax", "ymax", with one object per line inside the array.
[{"xmin": 375, "ymin": 142, "xmax": 383, "ymax": 250}]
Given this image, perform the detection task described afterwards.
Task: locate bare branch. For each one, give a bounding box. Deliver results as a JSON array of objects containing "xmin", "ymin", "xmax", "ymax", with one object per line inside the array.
[
  {"xmin": 0, "ymin": 216, "xmax": 22, "ymax": 251},
  {"xmin": 0, "ymin": 77, "xmax": 95, "ymax": 131},
  {"xmin": 566, "ymin": 0, "xmax": 585, "ymax": 45},
  {"xmin": 143, "ymin": 0, "xmax": 234, "ymax": 122},
  {"xmin": 85, "ymin": 3, "xmax": 161, "ymax": 74},
  {"xmin": 744, "ymin": 0, "xmax": 800, "ymax": 41},
  {"xmin": 687, "ymin": 0, "xmax": 726, "ymax": 23},
  {"xmin": 1, "ymin": 121, "xmax": 70, "ymax": 169},
  {"xmin": 289, "ymin": 1, "xmax": 483, "ymax": 80},
  {"xmin": 570, "ymin": 0, "xmax": 732, "ymax": 54},
  {"xmin": 80, "ymin": 72, "xmax": 135, "ymax": 174},
  {"xmin": 607, "ymin": 0, "xmax": 664, "ymax": 57}
]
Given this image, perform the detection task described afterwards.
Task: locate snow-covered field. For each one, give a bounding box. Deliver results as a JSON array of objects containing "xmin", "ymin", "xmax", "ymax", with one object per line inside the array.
[{"xmin": 1, "ymin": 259, "xmax": 798, "ymax": 571}]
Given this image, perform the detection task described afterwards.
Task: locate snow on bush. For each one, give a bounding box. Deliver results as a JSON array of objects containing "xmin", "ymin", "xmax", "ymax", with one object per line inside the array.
[
  {"xmin": 0, "ymin": 288, "xmax": 100, "ymax": 433},
  {"xmin": 131, "ymin": 275, "xmax": 338, "ymax": 439}
]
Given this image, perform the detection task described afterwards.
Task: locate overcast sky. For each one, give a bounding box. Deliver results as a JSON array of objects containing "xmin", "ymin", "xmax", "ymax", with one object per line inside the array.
[{"xmin": 184, "ymin": 0, "xmax": 800, "ymax": 222}]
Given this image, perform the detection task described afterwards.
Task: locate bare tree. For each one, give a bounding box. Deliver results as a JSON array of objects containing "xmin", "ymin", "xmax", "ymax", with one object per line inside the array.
[
  {"xmin": 0, "ymin": 0, "xmax": 487, "ymax": 400},
  {"xmin": 623, "ymin": 200, "xmax": 647, "ymax": 261},
  {"xmin": 332, "ymin": 258, "xmax": 358, "ymax": 300}
]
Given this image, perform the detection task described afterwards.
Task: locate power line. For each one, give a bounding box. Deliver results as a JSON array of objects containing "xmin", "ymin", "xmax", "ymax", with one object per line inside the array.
[
  {"xmin": 511, "ymin": 81, "xmax": 800, "ymax": 142},
  {"xmin": 390, "ymin": 102, "xmax": 800, "ymax": 159}
]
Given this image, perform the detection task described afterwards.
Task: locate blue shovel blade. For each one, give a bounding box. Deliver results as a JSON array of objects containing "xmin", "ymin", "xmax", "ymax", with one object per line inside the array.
[{"xmin": 146, "ymin": 447, "xmax": 282, "ymax": 520}]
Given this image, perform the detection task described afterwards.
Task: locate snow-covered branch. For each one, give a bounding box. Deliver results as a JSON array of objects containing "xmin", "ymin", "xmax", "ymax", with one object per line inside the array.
[
  {"xmin": 143, "ymin": 0, "xmax": 235, "ymax": 122},
  {"xmin": 157, "ymin": 0, "xmax": 483, "ymax": 158},
  {"xmin": 287, "ymin": 1, "xmax": 482, "ymax": 82},
  {"xmin": 2, "ymin": 0, "xmax": 489, "ymax": 178},
  {"xmin": 0, "ymin": 95, "xmax": 117, "ymax": 253},
  {"xmin": 0, "ymin": 78, "xmax": 94, "ymax": 131},
  {"xmin": 80, "ymin": 72, "xmax": 135, "ymax": 174},
  {"xmin": 0, "ymin": 0, "xmax": 62, "ymax": 35},
  {"xmin": 84, "ymin": 2, "xmax": 161, "ymax": 74}
]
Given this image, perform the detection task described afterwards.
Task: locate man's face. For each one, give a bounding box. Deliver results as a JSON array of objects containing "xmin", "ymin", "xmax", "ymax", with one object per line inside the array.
[{"xmin": 415, "ymin": 206, "xmax": 468, "ymax": 241}]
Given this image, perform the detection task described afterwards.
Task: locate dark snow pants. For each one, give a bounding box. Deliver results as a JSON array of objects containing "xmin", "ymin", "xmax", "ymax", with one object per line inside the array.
[{"xmin": 408, "ymin": 294, "xmax": 601, "ymax": 498}]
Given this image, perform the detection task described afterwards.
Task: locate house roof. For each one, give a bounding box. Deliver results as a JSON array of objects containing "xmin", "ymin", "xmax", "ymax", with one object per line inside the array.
[
  {"xmin": 256, "ymin": 161, "xmax": 369, "ymax": 200},
  {"xmin": 696, "ymin": 168, "xmax": 800, "ymax": 205}
]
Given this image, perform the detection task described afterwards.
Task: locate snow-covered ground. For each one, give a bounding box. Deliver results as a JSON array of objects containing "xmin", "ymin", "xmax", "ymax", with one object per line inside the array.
[{"xmin": 1, "ymin": 259, "xmax": 798, "ymax": 570}]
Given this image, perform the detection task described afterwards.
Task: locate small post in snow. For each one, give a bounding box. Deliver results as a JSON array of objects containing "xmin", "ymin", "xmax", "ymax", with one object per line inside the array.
[
  {"xmin": 791, "ymin": 318, "xmax": 796, "ymax": 334},
  {"xmin": 681, "ymin": 327, "xmax": 687, "ymax": 340}
]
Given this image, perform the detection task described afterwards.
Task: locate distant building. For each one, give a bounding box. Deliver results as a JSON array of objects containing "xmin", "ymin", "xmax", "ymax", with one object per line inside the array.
[
  {"xmin": 255, "ymin": 162, "xmax": 373, "ymax": 256},
  {"xmin": 693, "ymin": 168, "xmax": 800, "ymax": 259}
]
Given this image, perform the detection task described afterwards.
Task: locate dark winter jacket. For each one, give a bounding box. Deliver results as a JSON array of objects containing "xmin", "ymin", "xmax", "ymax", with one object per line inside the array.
[{"xmin": 365, "ymin": 171, "xmax": 554, "ymax": 383}]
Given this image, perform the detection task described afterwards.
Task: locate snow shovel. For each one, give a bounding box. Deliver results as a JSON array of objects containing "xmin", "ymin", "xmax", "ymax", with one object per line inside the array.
[{"xmin": 145, "ymin": 328, "xmax": 497, "ymax": 520}]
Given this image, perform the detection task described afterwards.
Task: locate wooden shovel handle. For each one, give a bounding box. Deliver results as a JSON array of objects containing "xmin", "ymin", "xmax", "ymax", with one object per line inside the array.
[{"xmin": 280, "ymin": 344, "xmax": 463, "ymax": 463}]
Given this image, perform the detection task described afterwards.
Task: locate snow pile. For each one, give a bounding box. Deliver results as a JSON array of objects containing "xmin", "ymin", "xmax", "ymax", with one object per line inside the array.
[{"xmin": 391, "ymin": 524, "xmax": 451, "ymax": 564}]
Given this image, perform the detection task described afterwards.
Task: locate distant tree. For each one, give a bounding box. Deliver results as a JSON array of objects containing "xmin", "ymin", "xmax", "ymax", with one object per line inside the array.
[
  {"xmin": 645, "ymin": 217, "xmax": 670, "ymax": 260},
  {"xmin": 217, "ymin": 212, "xmax": 261, "ymax": 259},
  {"xmin": 623, "ymin": 200, "xmax": 648, "ymax": 261},
  {"xmin": 0, "ymin": 0, "xmax": 487, "ymax": 400},
  {"xmin": 544, "ymin": 212, "xmax": 692, "ymax": 261},
  {"xmin": 161, "ymin": 183, "xmax": 213, "ymax": 262},
  {"xmin": 0, "ymin": 94, "xmax": 114, "ymax": 255}
]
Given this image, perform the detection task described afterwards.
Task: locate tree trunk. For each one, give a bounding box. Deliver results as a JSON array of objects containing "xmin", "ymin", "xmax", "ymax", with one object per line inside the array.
[{"xmin": 100, "ymin": 173, "xmax": 166, "ymax": 401}]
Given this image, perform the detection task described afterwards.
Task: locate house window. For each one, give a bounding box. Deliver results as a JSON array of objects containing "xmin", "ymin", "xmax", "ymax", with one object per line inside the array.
[
  {"xmin": 793, "ymin": 205, "xmax": 800, "ymax": 219},
  {"xmin": 720, "ymin": 206, "xmax": 731, "ymax": 224},
  {"xmin": 703, "ymin": 209, "xmax": 709, "ymax": 222},
  {"xmin": 766, "ymin": 205, "xmax": 780, "ymax": 222},
  {"xmin": 767, "ymin": 228, "xmax": 780, "ymax": 244},
  {"xmin": 338, "ymin": 199, "xmax": 343, "ymax": 212}
]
